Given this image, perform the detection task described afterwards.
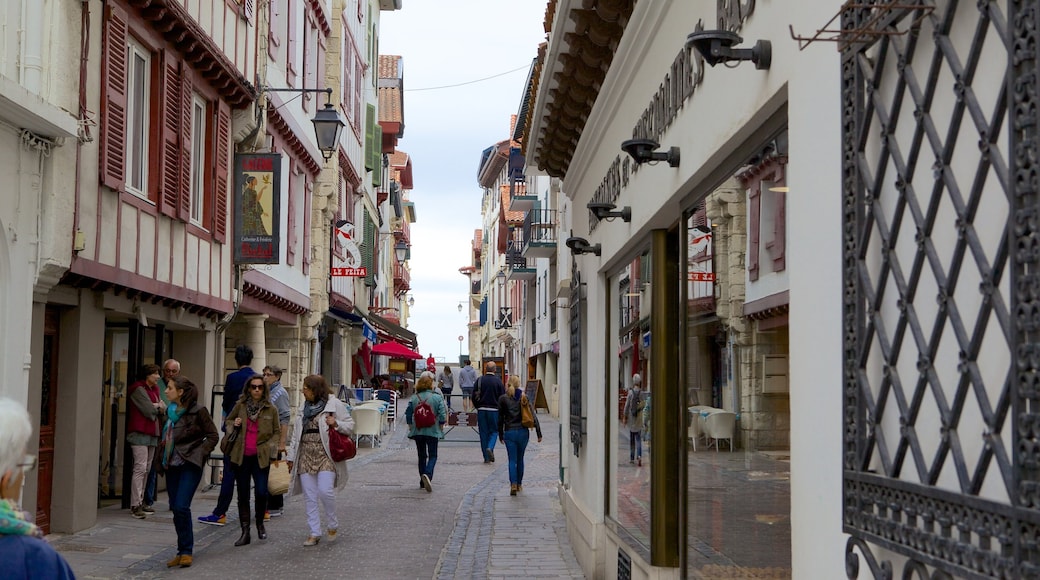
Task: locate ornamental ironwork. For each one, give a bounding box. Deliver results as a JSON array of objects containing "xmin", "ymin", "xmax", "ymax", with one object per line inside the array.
[{"xmin": 841, "ymin": 0, "xmax": 1037, "ymax": 577}]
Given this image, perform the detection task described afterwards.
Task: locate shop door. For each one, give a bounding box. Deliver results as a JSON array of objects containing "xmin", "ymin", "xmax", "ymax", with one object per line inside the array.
[{"xmin": 35, "ymin": 307, "xmax": 60, "ymax": 534}]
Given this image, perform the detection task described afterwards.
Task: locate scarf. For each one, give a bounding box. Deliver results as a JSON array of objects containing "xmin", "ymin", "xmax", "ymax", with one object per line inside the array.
[
  {"xmin": 245, "ymin": 398, "xmax": 264, "ymax": 422},
  {"xmin": 160, "ymin": 403, "xmax": 187, "ymax": 468},
  {"xmin": 0, "ymin": 499, "xmax": 41, "ymax": 538},
  {"xmin": 513, "ymin": 387, "xmax": 523, "ymax": 401},
  {"xmin": 302, "ymin": 396, "xmax": 326, "ymax": 423}
]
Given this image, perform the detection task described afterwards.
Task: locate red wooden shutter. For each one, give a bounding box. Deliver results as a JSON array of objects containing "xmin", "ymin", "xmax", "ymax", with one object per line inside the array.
[
  {"xmin": 100, "ymin": 4, "xmax": 128, "ymax": 192},
  {"xmin": 178, "ymin": 72, "xmax": 193, "ymax": 222},
  {"xmin": 213, "ymin": 101, "xmax": 231, "ymax": 243},
  {"xmin": 159, "ymin": 53, "xmax": 182, "ymax": 218},
  {"xmin": 772, "ymin": 190, "xmax": 786, "ymax": 271},
  {"xmin": 286, "ymin": 0, "xmax": 298, "ymax": 86},
  {"xmin": 303, "ymin": 178, "xmax": 312, "ymax": 274},
  {"xmin": 748, "ymin": 183, "xmax": 761, "ymax": 281},
  {"xmin": 302, "ymin": 20, "xmax": 311, "ymax": 112},
  {"xmin": 287, "ymin": 163, "xmax": 297, "ymax": 266},
  {"xmin": 268, "ymin": 0, "xmax": 281, "ymax": 60}
]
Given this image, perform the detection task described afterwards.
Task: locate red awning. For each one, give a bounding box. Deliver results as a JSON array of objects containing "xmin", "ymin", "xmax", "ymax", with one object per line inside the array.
[{"xmin": 370, "ymin": 340, "xmax": 423, "ymax": 359}]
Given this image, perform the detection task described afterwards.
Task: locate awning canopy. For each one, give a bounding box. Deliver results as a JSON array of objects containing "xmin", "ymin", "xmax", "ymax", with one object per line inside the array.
[{"xmin": 370, "ymin": 340, "xmax": 422, "ymax": 359}]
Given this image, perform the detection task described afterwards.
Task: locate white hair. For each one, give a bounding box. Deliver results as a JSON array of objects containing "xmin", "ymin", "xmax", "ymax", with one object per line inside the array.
[
  {"xmin": 0, "ymin": 398, "xmax": 32, "ymax": 477},
  {"xmin": 632, "ymin": 373, "xmax": 642, "ymax": 386},
  {"xmin": 420, "ymin": 371, "xmax": 435, "ymax": 380}
]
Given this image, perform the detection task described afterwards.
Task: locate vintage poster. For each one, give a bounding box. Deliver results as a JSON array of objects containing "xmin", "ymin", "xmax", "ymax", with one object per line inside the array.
[{"xmin": 233, "ymin": 153, "xmax": 281, "ymax": 264}]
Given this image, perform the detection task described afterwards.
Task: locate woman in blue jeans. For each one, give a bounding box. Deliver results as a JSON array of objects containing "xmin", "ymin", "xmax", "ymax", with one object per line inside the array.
[
  {"xmin": 155, "ymin": 376, "xmax": 218, "ymax": 568},
  {"xmin": 497, "ymin": 376, "xmax": 542, "ymax": 495}
]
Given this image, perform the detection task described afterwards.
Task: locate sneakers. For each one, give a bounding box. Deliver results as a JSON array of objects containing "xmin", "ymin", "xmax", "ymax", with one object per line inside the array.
[
  {"xmin": 131, "ymin": 506, "xmax": 146, "ymax": 519},
  {"xmin": 142, "ymin": 504, "xmax": 156, "ymax": 514},
  {"xmin": 268, "ymin": 509, "xmax": 283, "ymax": 518},
  {"xmin": 327, "ymin": 528, "xmax": 338, "ymax": 542},
  {"xmin": 303, "ymin": 536, "xmax": 321, "ymax": 547},
  {"xmin": 198, "ymin": 513, "xmax": 226, "ymax": 526},
  {"xmin": 421, "ymin": 474, "xmax": 432, "ymax": 493},
  {"xmin": 264, "ymin": 510, "xmax": 271, "ymax": 522}
]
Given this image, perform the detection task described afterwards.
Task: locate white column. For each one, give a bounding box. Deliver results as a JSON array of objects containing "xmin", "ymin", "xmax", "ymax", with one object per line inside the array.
[{"xmin": 243, "ymin": 314, "xmax": 268, "ymax": 372}]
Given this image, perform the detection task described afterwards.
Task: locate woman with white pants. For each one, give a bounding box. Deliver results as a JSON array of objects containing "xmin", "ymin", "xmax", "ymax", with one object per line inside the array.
[{"xmin": 286, "ymin": 374, "xmax": 353, "ymax": 546}]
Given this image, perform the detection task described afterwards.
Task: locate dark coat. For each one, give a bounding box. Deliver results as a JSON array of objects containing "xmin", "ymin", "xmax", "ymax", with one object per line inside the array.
[
  {"xmin": 0, "ymin": 535, "xmax": 75, "ymax": 579},
  {"xmin": 154, "ymin": 403, "xmax": 218, "ymax": 473},
  {"xmin": 498, "ymin": 394, "xmax": 543, "ymax": 440},
  {"xmin": 471, "ymin": 374, "xmax": 505, "ymax": 409}
]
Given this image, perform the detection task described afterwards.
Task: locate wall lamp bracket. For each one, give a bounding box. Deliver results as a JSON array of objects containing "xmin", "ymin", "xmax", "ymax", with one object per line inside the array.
[
  {"xmin": 566, "ymin": 236, "xmax": 602, "ymax": 257},
  {"xmin": 620, "ymin": 138, "xmax": 680, "ymax": 167},
  {"xmin": 686, "ymin": 30, "xmax": 771, "ymax": 70},
  {"xmin": 587, "ymin": 201, "xmax": 632, "ymax": 223},
  {"xmin": 259, "ymin": 86, "xmax": 344, "ymax": 161}
]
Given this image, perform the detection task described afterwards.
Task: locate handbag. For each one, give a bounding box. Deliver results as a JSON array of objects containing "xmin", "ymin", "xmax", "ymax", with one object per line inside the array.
[
  {"xmin": 267, "ymin": 460, "xmax": 290, "ymax": 495},
  {"xmin": 219, "ymin": 425, "xmax": 240, "ymax": 455},
  {"xmin": 327, "ymin": 425, "xmax": 357, "ymax": 461}
]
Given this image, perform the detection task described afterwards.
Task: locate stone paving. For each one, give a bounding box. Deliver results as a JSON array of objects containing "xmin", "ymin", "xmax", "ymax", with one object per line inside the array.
[{"xmin": 49, "ymin": 406, "xmax": 584, "ymax": 579}]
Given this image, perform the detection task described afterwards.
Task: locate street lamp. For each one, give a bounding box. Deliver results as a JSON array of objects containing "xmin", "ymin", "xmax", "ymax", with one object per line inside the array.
[
  {"xmin": 261, "ymin": 87, "xmax": 345, "ymax": 161},
  {"xmin": 394, "ymin": 239, "xmax": 409, "ymax": 262},
  {"xmin": 408, "ymin": 295, "xmax": 415, "ymax": 307}
]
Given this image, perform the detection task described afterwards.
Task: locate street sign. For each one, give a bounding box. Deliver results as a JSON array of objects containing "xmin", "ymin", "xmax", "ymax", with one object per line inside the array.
[
  {"xmin": 688, "ymin": 272, "xmax": 715, "ymax": 281},
  {"xmin": 331, "ymin": 267, "xmax": 367, "ymax": 277}
]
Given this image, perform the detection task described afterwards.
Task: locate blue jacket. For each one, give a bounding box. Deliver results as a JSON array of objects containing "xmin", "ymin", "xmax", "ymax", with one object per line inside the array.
[
  {"xmin": 405, "ymin": 390, "xmax": 447, "ymax": 439},
  {"xmin": 0, "ymin": 535, "xmax": 76, "ymax": 579},
  {"xmin": 222, "ymin": 366, "xmax": 256, "ymax": 421},
  {"xmin": 472, "ymin": 374, "xmax": 505, "ymax": 410}
]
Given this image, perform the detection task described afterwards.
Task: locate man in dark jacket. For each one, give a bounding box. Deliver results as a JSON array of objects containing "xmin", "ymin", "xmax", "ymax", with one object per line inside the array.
[
  {"xmin": 471, "ymin": 361, "xmax": 505, "ymax": 463},
  {"xmin": 199, "ymin": 345, "xmax": 256, "ymax": 526}
]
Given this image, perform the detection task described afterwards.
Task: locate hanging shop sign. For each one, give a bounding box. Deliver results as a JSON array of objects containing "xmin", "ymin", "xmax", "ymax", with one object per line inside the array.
[
  {"xmin": 234, "ymin": 153, "xmax": 282, "ymax": 264},
  {"xmin": 332, "ymin": 220, "xmax": 366, "ymax": 277},
  {"xmin": 331, "ymin": 267, "xmax": 367, "ymax": 277}
]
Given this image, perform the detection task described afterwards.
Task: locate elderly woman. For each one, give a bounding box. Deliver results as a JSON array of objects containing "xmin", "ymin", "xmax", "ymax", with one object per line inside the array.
[
  {"xmin": 127, "ymin": 363, "xmax": 164, "ymax": 519},
  {"xmin": 225, "ymin": 373, "xmax": 280, "ymax": 547},
  {"xmin": 0, "ymin": 398, "xmax": 75, "ymax": 579},
  {"xmin": 286, "ymin": 374, "xmax": 353, "ymax": 546},
  {"xmin": 155, "ymin": 376, "xmax": 219, "ymax": 568},
  {"xmin": 405, "ymin": 373, "xmax": 447, "ymax": 492}
]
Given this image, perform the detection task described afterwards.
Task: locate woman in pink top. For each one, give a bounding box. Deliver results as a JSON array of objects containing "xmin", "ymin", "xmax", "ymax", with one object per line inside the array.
[{"xmin": 225, "ymin": 374, "xmax": 280, "ymax": 547}]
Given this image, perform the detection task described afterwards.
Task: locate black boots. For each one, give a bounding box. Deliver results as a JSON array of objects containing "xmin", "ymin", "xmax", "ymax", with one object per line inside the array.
[
  {"xmin": 256, "ymin": 514, "xmax": 267, "ymax": 540},
  {"xmin": 234, "ymin": 505, "xmax": 251, "ymax": 546}
]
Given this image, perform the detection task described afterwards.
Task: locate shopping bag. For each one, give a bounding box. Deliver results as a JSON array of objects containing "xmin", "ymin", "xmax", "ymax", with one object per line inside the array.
[{"xmin": 268, "ymin": 460, "xmax": 290, "ymax": 495}]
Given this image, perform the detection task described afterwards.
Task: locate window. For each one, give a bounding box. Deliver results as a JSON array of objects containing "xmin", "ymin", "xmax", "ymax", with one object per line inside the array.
[
  {"xmin": 189, "ymin": 94, "xmax": 207, "ymax": 225},
  {"xmin": 125, "ymin": 39, "xmax": 150, "ymax": 198}
]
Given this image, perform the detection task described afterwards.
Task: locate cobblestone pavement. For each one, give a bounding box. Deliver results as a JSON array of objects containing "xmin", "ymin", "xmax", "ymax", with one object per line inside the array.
[{"xmin": 50, "ymin": 407, "xmax": 584, "ymax": 579}]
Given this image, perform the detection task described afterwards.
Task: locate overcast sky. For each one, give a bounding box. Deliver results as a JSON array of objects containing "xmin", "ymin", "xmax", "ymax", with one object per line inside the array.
[{"xmin": 380, "ymin": 2, "xmax": 548, "ymax": 364}]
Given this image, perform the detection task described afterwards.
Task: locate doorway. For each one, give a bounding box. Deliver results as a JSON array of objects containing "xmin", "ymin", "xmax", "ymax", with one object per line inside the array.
[{"xmin": 35, "ymin": 307, "xmax": 60, "ymax": 534}]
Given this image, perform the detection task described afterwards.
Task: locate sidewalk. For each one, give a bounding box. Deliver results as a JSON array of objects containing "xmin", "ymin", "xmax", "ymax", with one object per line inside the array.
[{"xmin": 49, "ymin": 406, "xmax": 584, "ymax": 579}]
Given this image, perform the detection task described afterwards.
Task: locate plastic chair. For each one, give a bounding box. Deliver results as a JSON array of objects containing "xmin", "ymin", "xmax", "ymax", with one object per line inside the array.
[
  {"xmin": 687, "ymin": 406, "xmax": 711, "ymax": 451},
  {"xmin": 704, "ymin": 411, "xmax": 736, "ymax": 452},
  {"xmin": 351, "ymin": 406, "xmax": 382, "ymax": 448}
]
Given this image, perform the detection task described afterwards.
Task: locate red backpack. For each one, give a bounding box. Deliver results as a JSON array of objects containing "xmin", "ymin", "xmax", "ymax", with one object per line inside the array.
[{"xmin": 413, "ymin": 393, "xmax": 436, "ymax": 428}]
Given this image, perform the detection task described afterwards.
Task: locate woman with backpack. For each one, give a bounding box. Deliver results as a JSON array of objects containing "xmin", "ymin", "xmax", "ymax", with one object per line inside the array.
[
  {"xmin": 622, "ymin": 373, "xmax": 645, "ymax": 466},
  {"xmin": 497, "ymin": 376, "xmax": 542, "ymax": 496},
  {"xmin": 405, "ymin": 373, "xmax": 447, "ymax": 493}
]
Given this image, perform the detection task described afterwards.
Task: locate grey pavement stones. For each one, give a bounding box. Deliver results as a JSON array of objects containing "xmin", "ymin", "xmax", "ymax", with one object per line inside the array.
[{"xmin": 50, "ymin": 407, "xmax": 585, "ymax": 579}]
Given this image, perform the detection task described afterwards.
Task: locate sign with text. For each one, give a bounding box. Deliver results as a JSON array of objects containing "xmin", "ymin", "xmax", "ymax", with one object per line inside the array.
[
  {"xmin": 233, "ymin": 153, "xmax": 281, "ymax": 264},
  {"xmin": 331, "ymin": 267, "xmax": 368, "ymax": 277},
  {"xmin": 688, "ymin": 272, "xmax": 715, "ymax": 281}
]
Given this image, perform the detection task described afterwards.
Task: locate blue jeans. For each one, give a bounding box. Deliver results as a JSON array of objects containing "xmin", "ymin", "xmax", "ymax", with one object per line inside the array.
[
  {"xmin": 477, "ymin": 409, "xmax": 499, "ymax": 460},
  {"xmin": 414, "ymin": 435, "xmax": 439, "ymax": 480},
  {"xmin": 503, "ymin": 428, "xmax": 530, "ymax": 485},
  {"xmin": 233, "ymin": 455, "xmax": 269, "ymax": 521},
  {"xmin": 166, "ymin": 463, "xmax": 203, "ymax": 555},
  {"xmin": 629, "ymin": 431, "xmax": 643, "ymax": 460},
  {"xmin": 212, "ymin": 455, "xmax": 236, "ymax": 516}
]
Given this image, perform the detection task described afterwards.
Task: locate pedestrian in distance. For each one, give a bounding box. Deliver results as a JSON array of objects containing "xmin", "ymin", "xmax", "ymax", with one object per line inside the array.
[
  {"xmin": 405, "ymin": 373, "xmax": 447, "ymax": 493},
  {"xmin": 127, "ymin": 363, "xmax": 165, "ymax": 519},
  {"xmin": 155, "ymin": 376, "xmax": 219, "ymax": 568},
  {"xmin": 286, "ymin": 374, "xmax": 354, "ymax": 547},
  {"xmin": 0, "ymin": 398, "xmax": 76, "ymax": 579},
  {"xmin": 498, "ymin": 376, "xmax": 542, "ymax": 495},
  {"xmin": 437, "ymin": 365, "xmax": 455, "ymax": 410},
  {"xmin": 199, "ymin": 345, "xmax": 256, "ymax": 527},
  {"xmin": 225, "ymin": 374, "xmax": 280, "ymax": 547},
  {"xmin": 458, "ymin": 358, "xmax": 479, "ymax": 412},
  {"xmin": 472, "ymin": 361, "xmax": 505, "ymax": 463},
  {"xmin": 263, "ymin": 365, "xmax": 290, "ymax": 517},
  {"xmin": 622, "ymin": 374, "xmax": 645, "ymax": 466}
]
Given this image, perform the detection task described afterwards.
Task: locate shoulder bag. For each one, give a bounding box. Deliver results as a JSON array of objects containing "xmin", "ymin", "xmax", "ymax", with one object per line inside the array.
[{"xmin": 327, "ymin": 422, "xmax": 357, "ymax": 461}]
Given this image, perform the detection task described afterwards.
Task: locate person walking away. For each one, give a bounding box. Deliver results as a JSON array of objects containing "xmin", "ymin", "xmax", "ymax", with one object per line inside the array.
[
  {"xmin": 498, "ymin": 376, "xmax": 543, "ymax": 495},
  {"xmin": 156, "ymin": 376, "xmax": 219, "ymax": 568},
  {"xmin": 437, "ymin": 366, "xmax": 455, "ymax": 410},
  {"xmin": 472, "ymin": 361, "xmax": 505, "ymax": 463},
  {"xmin": 0, "ymin": 398, "xmax": 76, "ymax": 579},
  {"xmin": 405, "ymin": 374, "xmax": 447, "ymax": 493},
  {"xmin": 263, "ymin": 366, "xmax": 290, "ymax": 517},
  {"xmin": 622, "ymin": 374, "xmax": 645, "ymax": 466},
  {"xmin": 286, "ymin": 375, "xmax": 354, "ymax": 546},
  {"xmin": 144, "ymin": 359, "xmax": 179, "ymax": 511},
  {"xmin": 225, "ymin": 374, "xmax": 280, "ymax": 546},
  {"xmin": 127, "ymin": 364, "xmax": 165, "ymax": 519},
  {"xmin": 199, "ymin": 345, "xmax": 256, "ymax": 526},
  {"xmin": 458, "ymin": 359, "xmax": 478, "ymax": 412}
]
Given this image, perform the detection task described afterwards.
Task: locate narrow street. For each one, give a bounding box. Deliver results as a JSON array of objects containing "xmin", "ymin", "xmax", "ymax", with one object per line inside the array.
[{"xmin": 52, "ymin": 409, "xmax": 582, "ymax": 579}]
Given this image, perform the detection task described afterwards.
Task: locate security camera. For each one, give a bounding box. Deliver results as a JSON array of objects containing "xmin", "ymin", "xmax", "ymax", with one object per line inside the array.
[
  {"xmin": 587, "ymin": 201, "xmax": 632, "ymax": 223},
  {"xmin": 620, "ymin": 139, "xmax": 680, "ymax": 167},
  {"xmin": 565, "ymin": 236, "xmax": 602, "ymax": 257},
  {"xmin": 686, "ymin": 29, "xmax": 771, "ymax": 70}
]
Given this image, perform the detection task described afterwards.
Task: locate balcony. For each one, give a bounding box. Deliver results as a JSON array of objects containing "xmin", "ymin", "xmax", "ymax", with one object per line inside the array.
[
  {"xmin": 392, "ymin": 216, "xmax": 410, "ymax": 244},
  {"xmin": 521, "ymin": 209, "xmax": 558, "ymax": 259},
  {"xmin": 506, "ymin": 247, "xmax": 536, "ymax": 282},
  {"xmin": 508, "ymin": 178, "xmax": 537, "ymax": 212},
  {"xmin": 393, "ymin": 262, "xmax": 411, "ymax": 294}
]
